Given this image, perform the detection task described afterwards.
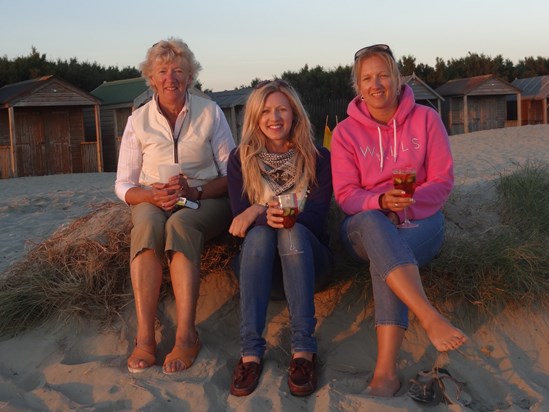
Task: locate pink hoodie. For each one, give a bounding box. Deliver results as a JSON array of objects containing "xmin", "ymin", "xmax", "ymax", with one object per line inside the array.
[{"xmin": 331, "ymin": 84, "xmax": 454, "ymax": 221}]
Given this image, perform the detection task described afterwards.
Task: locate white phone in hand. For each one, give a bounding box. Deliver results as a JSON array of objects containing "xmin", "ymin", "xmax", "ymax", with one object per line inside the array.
[{"xmin": 176, "ymin": 197, "xmax": 200, "ymax": 209}]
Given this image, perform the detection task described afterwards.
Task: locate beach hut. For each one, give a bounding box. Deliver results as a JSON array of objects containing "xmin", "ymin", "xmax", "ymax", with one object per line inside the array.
[
  {"xmin": 87, "ymin": 77, "xmax": 148, "ymax": 172},
  {"xmin": 87, "ymin": 77, "xmax": 211, "ymax": 172},
  {"xmin": 207, "ymin": 88, "xmax": 252, "ymax": 143},
  {"xmin": 0, "ymin": 75, "xmax": 102, "ymax": 179},
  {"xmin": 435, "ymin": 74, "xmax": 522, "ymax": 135},
  {"xmin": 511, "ymin": 75, "xmax": 549, "ymax": 125},
  {"xmin": 401, "ymin": 73, "xmax": 444, "ymax": 113}
]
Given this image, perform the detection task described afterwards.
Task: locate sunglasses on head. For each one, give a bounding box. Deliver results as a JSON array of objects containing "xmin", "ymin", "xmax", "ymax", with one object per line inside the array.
[
  {"xmin": 354, "ymin": 44, "xmax": 394, "ymax": 61},
  {"xmin": 254, "ymin": 79, "xmax": 291, "ymax": 89}
]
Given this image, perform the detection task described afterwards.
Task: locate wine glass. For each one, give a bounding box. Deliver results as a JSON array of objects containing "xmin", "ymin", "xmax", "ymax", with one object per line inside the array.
[
  {"xmin": 392, "ymin": 168, "xmax": 418, "ymax": 228},
  {"xmin": 274, "ymin": 193, "xmax": 303, "ymax": 255}
]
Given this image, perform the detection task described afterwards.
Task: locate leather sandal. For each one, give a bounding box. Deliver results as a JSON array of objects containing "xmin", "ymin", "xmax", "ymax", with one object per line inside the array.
[
  {"xmin": 127, "ymin": 345, "xmax": 156, "ymax": 374},
  {"xmin": 163, "ymin": 336, "xmax": 201, "ymax": 374},
  {"xmin": 287, "ymin": 355, "xmax": 317, "ymax": 396},
  {"xmin": 230, "ymin": 358, "xmax": 263, "ymax": 397},
  {"xmin": 408, "ymin": 369, "xmax": 444, "ymax": 405}
]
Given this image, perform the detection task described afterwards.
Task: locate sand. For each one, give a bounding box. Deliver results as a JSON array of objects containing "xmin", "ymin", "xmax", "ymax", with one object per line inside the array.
[{"xmin": 0, "ymin": 124, "xmax": 548, "ymax": 411}]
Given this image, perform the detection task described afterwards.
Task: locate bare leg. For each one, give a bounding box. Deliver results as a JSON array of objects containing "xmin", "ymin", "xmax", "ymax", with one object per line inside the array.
[
  {"xmin": 128, "ymin": 249, "xmax": 162, "ymax": 370},
  {"xmin": 163, "ymin": 251, "xmax": 201, "ymax": 373},
  {"xmin": 366, "ymin": 325, "xmax": 403, "ymax": 397},
  {"xmin": 242, "ymin": 355, "xmax": 262, "ymax": 364},
  {"xmin": 293, "ymin": 352, "xmax": 314, "ymax": 361},
  {"xmin": 386, "ymin": 264, "xmax": 467, "ymax": 352}
]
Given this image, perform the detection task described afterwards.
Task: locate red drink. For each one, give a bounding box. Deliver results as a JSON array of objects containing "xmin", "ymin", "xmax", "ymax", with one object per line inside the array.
[
  {"xmin": 393, "ymin": 170, "xmax": 416, "ymax": 197},
  {"xmin": 282, "ymin": 207, "xmax": 298, "ymax": 228}
]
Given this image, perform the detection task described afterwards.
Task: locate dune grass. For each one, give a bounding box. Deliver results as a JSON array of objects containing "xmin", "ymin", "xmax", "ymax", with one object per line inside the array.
[
  {"xmin": 422, "ymin": 160, "xmax": 549, "ymax": 314},
  {"xmin": 0, "ymin": 161, "xmax": 547, "ymax": 336}
]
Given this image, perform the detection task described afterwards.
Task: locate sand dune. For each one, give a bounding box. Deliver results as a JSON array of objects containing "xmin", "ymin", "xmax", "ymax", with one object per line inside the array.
[{"xmin": 0, "ymin": 124, "xmax": 548, "ymax": 411}]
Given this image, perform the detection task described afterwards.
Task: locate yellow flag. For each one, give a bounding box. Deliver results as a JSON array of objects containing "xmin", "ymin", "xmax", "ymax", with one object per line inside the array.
[{"xmin": 323, "ymin": 124, "xmax": 332, "ymax": 150}]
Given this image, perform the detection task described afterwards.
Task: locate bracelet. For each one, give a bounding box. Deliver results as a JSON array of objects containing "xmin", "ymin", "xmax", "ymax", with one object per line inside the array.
[
  {"xmin": 195, "ymin": 185, "xmax": 203, "ymax": 201},
  {"xmin": 379, "ymin": 194, "xmax": 389, "ymax": 210}
]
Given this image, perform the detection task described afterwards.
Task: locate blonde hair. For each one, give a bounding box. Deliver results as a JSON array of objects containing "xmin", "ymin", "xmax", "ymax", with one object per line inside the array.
[
  {"xmin": 139, "ymin": 37, "xmax": 202, "ymax": 91},
  {"xmin": 351, "ymin": 50, "xmax": 401, "ymax": 95},
  {"xmin": 239, "ymin": 80, "xmax": 318, "ymax": 204}
]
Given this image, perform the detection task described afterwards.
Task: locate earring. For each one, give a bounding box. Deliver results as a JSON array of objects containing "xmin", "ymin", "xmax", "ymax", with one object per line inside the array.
[
  {"xmin": 396, "ymin": 89, "xmax": 400, "ymax": 96},
  {"xmin": 360, "ymin": 95, "xmax": 364, "ymax": 100}
]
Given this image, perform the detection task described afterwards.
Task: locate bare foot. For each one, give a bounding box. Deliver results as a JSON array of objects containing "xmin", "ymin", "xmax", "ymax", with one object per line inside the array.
[
  {"xmin": 424, "ymin": 315, "xmax": 468, "ymax": 352},
  {"xmin": 127, "ymin": 343, "xmax": 156, "ymax": 372},
  {"xmin": 163, "ymin": 335, "xmax": 201, "ymax": 374},
  {"xmin": 365, "ymin": 375, "xmax": 401, "ymax": 397}
]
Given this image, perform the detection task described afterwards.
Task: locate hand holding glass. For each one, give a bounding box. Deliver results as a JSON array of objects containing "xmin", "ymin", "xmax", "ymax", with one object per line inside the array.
[
  {"xmin": 392, "ymin": 168, "xmax": 418, "ymax": 228},
  {"xmin": 273, "ymin": 193, "xmax": 303, "ymax": 254}
]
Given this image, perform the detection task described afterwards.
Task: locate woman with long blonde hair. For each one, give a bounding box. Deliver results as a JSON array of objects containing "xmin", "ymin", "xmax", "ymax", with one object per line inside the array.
[{"xmin": 227, "ymin": 80, "xmax": 333, "ymax": 397}]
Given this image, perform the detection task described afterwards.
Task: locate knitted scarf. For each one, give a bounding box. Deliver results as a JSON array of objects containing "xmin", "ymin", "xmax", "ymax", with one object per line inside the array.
[{"xmin": 257, "ymin": 149, "xmax": 297, "ymax": 195}]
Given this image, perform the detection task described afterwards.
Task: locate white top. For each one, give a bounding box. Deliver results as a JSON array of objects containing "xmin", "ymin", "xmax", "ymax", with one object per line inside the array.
[{"xmin": 115, "ymin": 92, "xmax": 235, "ymax": 202}]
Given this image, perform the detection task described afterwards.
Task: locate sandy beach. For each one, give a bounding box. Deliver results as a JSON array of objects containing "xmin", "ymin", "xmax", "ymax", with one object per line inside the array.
[{"xmin": 0, "ymin": 124, "xmax": 548, "ymax": 411}]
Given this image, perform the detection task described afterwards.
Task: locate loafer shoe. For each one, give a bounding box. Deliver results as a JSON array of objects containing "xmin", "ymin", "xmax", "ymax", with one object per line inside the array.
[
  {"xmin": 288, "ymin": 355, "xmax": 317, "ymax": 396},
  {"xmin": 230, "ymin": 358, "xmax": 263, "ymax": 397}
]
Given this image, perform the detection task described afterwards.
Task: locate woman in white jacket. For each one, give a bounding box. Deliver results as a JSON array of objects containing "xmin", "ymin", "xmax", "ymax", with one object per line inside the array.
[{"xmin": 115, "ymin": 38, "xmax": 235, "ymax": 375}]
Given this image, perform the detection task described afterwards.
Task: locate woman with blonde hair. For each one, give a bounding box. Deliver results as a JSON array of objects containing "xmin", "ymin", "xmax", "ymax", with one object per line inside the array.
[
  {"xmin": 331, "ymin": 44, "xmax": 467, "ymax": 397},
  {"xmin": 115, "ymin": 38, "xmax": 235, "ymax": 375},
  {"xmin": 227, "ymin": 80, "xmax": 333, "ymax": 397}
]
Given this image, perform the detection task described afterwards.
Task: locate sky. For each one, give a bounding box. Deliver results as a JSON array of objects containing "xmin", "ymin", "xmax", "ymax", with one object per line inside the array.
[{"xmin": 2, "ymin": 0, "xmax": 548, "ymax": 92}]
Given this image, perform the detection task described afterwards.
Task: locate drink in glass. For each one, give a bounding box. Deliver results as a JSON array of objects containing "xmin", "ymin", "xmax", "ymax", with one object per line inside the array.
[
  {"xmin": 392, "ymin": 169, "xmax": 416, "ymax": 197},
  {"xmin": 276, "ymin": 193, "xmax": 299, "ymax": 228},
  {"xmin": 392, "ymin": 168, "xmax": 418, "ymax": 228},
  {"xmin": 273, "ymin": 193, "xmax": 302, "ymax": 254}
]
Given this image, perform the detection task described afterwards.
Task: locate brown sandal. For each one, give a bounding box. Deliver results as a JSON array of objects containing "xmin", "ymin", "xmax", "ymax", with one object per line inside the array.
[
  {"xmin": 163, "ymin": 336, "xmax": 201, "ymax": 374},
  {"xmin": 127, "ymin": 345, "xmax": 156, "ymax": 373}
]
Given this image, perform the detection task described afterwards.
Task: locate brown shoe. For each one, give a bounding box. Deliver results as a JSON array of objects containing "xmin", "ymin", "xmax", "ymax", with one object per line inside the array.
[
  {"xmin": 230, "ymin": 358, "xmax": 263, "ymax": 397},
  {"xmin": 288, "ymin": 355, "xmax": 317, "ymax": 396}
]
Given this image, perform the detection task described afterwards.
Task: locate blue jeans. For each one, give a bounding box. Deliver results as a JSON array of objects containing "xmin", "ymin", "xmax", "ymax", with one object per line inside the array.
[
  {"xmin": 235, "ymin": 223, "xmax": 332, "ymax": 358},
  {"xmin": 340, "ymin": 210, "xmax": 444, "ymax": 329}
]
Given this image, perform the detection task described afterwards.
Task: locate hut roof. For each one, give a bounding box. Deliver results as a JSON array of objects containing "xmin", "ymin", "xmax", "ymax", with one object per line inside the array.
[
  {"xmin": 0, "ymin": 75, "xmax": 99, "ymax": 107},
  {"xmin": 91, "ymin": 77, "xmax": 210, "ymax": 109},
  {"xmin": 401, "ymin": 73, "xmax": 444, "ymax": 101},
  {"xmin": 435, "ymin": 74, "xmax": 520, "ymax": 97},
  {"xmin": 512, "ymin": 75, "xmax": 549, "ymax": 100},
  {"xmin": 207, "ymin": 88, "xmax": 252, "ymax": 108},
  {"xmin": 91, "ymin": 77, "xmax": 149, "ymax": 105}
]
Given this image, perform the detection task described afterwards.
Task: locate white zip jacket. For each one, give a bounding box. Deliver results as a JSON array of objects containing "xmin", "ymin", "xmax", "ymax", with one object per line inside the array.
[{"xmin": 115, "ymin": 92, "xmax": 235, "ymax": 203}]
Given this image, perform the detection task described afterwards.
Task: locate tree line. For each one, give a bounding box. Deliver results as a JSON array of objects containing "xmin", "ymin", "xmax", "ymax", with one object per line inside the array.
[
  {"xmin": 278, "ymin": 52, "xmax": 549, "ymax": 140},
  {"xmin": 0, "ymin": 47, "xmax": 140, "ymax": 92},
  {"xmin": 3, "ymin": 47, "xmax": 548, "ymax": 94},
  {"xmin": 2, "ymin": 47, "xmax": 548, "ymax": 140}
]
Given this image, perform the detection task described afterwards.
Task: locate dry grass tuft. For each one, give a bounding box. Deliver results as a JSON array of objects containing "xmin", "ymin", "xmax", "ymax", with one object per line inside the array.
[
  {"xmin": 0, "ymin": 202, "xmax": 239, "ymax": 336},
  {"xmin": 423, "ymin": 161, "xmax": 549, "ymax": 316},
  {"xmin": 0, "ymin": 202, "xmax": 133, "ymax": 336}
]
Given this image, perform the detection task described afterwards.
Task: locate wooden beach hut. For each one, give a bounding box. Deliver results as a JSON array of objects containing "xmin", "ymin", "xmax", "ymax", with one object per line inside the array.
[
  {"xmin": 0, "ymin": 75, "xmax": 102, "ymax": 179},
  {"xmin": 401, "ymin": 73, "xmax": 444, "ymax": 113},
  {"xmin": 207, "ymin": 88, "xmax": 252, "ymax": 143},
  {"xmin": 87, "ymin": 77, "xmax": 149, "ymax": 172},
  {"xmin": 511, "ymin": 75, "xmax": 549, "ymax": 125},
  {"xmin": 435, "ymin": 74, "xmax": 522, "ymax": 135},
  {"xmin": 87, "ymin": 77, "xmax": 211, "ymax": 172}
]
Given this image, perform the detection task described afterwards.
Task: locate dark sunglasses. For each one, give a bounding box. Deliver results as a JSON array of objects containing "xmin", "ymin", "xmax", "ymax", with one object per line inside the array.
[
  {"xmin": 354, "ymin": 44, "xmax": 394, "ymax": 61},
  {"xmin": 254, "ymin": 79, "xmax": 291, "ymax": 89}
]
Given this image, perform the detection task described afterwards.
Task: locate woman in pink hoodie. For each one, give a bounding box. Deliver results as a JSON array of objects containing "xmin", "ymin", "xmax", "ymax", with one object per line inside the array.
[{"xmin": 331, "ymin": 44, "xmax": 467, "ymax": 397}]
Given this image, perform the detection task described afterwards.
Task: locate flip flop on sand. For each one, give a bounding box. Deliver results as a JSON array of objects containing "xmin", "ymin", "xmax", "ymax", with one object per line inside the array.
[
  {"xmin": 407, "ymin": 369, "xmax": 444, "ymax": 405},
  {"xmin": 163, "ymin": 336, "xmax": 201, "ymax": 375},
  {"xmin": 436, "ymin": 368, "xmax": 472, "ymax": 406},
  {"xmin": 127, "ymin": 345, "xmax": 156, "ymax": 374}
]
